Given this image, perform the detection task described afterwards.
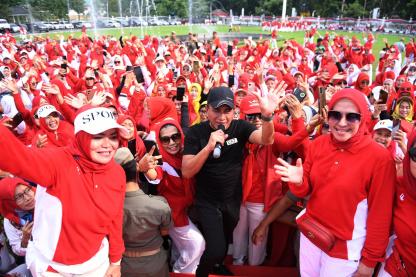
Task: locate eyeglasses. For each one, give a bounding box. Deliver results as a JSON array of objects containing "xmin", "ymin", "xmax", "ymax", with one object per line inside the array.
[
  {"xmin": 409, "ymin": 147, "xmax": 416, "ymax": 162},
  {"xmin": 86, "ymin": 77, "xmax": 95, "ymax": 81},
  {"xmin": 15, "ymin": 187, "xmax": 32, "ymax": 203},
  {"xmin": 246, "ymin": 113, "xmax": 261, "ymax": 121},
  {"xmin": 160, "ymin": 133, "xmax": 181, "ymax": 144},
  {"xmin": 328, "ymin": 110, "xmax": 361, "ymax": 123}
]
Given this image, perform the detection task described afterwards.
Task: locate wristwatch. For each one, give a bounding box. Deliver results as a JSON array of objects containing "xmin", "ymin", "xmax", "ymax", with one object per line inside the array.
[{"xmin": 261, "ymin": 113, "xmax": 274, "ymax": 122}]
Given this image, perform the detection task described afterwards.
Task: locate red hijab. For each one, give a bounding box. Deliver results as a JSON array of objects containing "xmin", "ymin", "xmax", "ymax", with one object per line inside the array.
[
  {"xmin": 0, "ymin": 177, "xmax": 35, "ymax": 225},
  {"xmin": 153, "ymin": 118, "xmax": 184, "ymax": 170},
  {"xmin": 354, "ymin": 72, "xmax": 371, "ymax": 96},
  {"xmin": 38, "ymin": 114, "xmax": 74, "ymax": 148},
  {"xmin": 328, "ymin": 88, "xmax": 372, "ymax": 150},
  {"xmin": 147, "ymin": 97, "xmax": 179, "ymax": 128},
  {"xmin": 116, "ymin": 114, "xmax": 146, "ymax": 158}
]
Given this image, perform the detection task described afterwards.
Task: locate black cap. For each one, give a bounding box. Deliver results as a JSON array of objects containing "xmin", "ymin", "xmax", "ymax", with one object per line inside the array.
[{"xmin": 207, "ymin": 87, "xmax": 235, "ymax": 109}]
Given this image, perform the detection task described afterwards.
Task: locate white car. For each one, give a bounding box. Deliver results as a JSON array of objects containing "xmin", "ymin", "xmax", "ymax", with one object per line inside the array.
[{"xmin": 0, "ymin": 19, "xmax": 10, "ymax": 31}]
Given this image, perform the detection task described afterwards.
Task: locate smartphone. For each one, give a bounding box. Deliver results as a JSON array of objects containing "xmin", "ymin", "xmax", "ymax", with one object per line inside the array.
[
  {"xmin": 227, "ymin": 44, "xmax": 233, "ymax": 57},
  {"xmin": 228, "ymin": 75, "xmax": 234, "ymax": 87},
  {"xmin": 293, "ymin": 88, "xmax": 307, "ymax": 103},
  {"xmin": 192, "ymin": 60, "xmax": 200, "ymax": 73},
  {"xmin": 0, "ymin": 72, "xmax": 4, "ymax": 81},
  {"xmin": 19, "ymin": 212, "xmax": 33, "ymax": 226},
  {"xmin": 133, "ymin": 66, "xmax": 145, "ymax": 84},
  {"xmin": 392, "ymin": 119, "xmax": 401, "ymax": 136},
  {"xmin": 176, "ymin": 86, "xmax": 185, "ymax": 101},
  {"xmin": 60, "ymin": 63, "xmax": 68, "ymax": 69},
  {"xmin": 378, "ymin": 89, "xmax": 388, "ymax": 104},
  {"xmin": 143, "ymin": 140, "xmax": 163, "ymax": 165},
  {"xmin": 62, "ymin": 55, "xmax": 67, "ymax": 60},
  {"xmin": 11, "ymin": 113, "xmax": 24, "ymax": 129},
  {"xmin": 318, "ymin": 87, "xmax": 326, "ymax": 116},
  {"xmin": 126, "ymin": 65, "xmax": 134, "ymax": 72}
]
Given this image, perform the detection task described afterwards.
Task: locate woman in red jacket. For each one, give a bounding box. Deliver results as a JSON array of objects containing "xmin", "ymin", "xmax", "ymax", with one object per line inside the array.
[
  {"xmin": 0, "ymin": 105, "xmax": 127, "ymax": 277},
  {"xmin": 152, "ymin": 118, "xmax": 205, "ymax": 273},
  {"xmin": 377, "ymin": 130, "xmax": 416, "ymax": 277},
  {"xmin": 276, "ymin": 88, "xmax": 396, "ymax": 277}
]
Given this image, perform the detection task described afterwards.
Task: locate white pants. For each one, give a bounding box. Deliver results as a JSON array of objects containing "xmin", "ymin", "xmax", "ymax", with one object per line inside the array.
[
  {"xmin": 232, "ymin": 202, "xmax": 267, "ymax": 266},
  {"xmin": 377, "ymin": 235, "xmax": 395, "ymax": 277},
  {"xmin": 300, "ymin": 233, "xmax": 359, "ymax": 277},
  {"xmin": 40, "ymin": 260, "xmax": 109, "ymax": 277},
  {"xmin": 169, "ymin": 219, "xmax": 205, "ymax": 273}
]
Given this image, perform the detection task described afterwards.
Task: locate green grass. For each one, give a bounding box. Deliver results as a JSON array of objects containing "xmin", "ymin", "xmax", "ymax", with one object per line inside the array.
[{"xmin": 30, "ymin": 25, "xmax": 408, "ymax": 77}]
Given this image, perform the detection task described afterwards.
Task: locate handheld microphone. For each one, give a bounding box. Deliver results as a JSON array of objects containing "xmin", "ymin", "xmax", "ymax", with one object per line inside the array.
[{"xmin": 213, "ymin": 124, "xmax": 225, "ymax": 159}]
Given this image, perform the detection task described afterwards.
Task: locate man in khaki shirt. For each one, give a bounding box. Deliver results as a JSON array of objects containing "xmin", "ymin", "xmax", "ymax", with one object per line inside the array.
[{"xmin": 115, "ymin": 148, "xmax": 171, "ymax": 277}]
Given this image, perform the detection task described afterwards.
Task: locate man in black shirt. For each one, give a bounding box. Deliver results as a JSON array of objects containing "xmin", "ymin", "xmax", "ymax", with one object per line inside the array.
[{"xmin": 182, "ymin": 85, "xmax": 284, "ymax": 277}]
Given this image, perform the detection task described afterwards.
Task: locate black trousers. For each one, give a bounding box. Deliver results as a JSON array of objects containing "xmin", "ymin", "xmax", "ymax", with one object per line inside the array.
[{"xmin": 195, "ymin": 198, "xmax": 240, "ymax": 277}]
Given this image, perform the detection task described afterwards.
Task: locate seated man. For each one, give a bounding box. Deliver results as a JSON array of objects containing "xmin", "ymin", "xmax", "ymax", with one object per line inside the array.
[{"xmin": 115, "ymin": 148, "xmax": 171, "ymax": 277}]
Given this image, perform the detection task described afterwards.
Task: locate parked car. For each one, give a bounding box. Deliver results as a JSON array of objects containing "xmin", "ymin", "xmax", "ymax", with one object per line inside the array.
[
  {"xmin": 115, "ymin": 18, "xmax": 129, "ymax": 27},
  {"xmin": 129, "ymin": 17, "xmax": 148, "ymax": 26},
  {"xmin": 72, "ymin": 21, "xmax": 92, "ymax": 29},
  {"xmin": 60, "ymin": 21, "xmax": 74, "ymax": 29},
  {"xmin": 96, "ymin": 19, "xmax": 121, "ymax": 28},
  {"xmin": 33, "ymin": 22, "xmax": 49, "ymax": 32},
  {"xmin": 0, "ymin": 19, "xmax": 10, "ymax": 32},
  {"xmin": 9, "ymin": 23, "xmax": 21, "ymax": 33}
]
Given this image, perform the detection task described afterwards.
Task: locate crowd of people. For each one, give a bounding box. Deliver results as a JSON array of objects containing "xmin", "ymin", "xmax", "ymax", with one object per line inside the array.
[{"xmin": 0, "ymin": 26, "xmax": 415, "ymax": 277}]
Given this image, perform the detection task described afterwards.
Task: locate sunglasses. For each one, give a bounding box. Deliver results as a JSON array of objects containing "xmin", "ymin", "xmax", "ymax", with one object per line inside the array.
[
  {"xmin": 246, "ymin": 113, "xmax": 261, "ymax": 121},
  {"xmin": 328, "ymin": 110, "xmax": 361, "ymax": 123},
  {"xmin": 86, "ymin": 77, "xmax": 95, "ymax": 81},
  {"xmin": 160, "ymin": 133, "xmax": 181, "ymax": 144},
  {"xmin": 332, "ymin": 80, "xmax": 347, "ymax": 86},
  {"xmin": 360, "ymin": 80, "xmax": 369, "ymax": 85},
  {"xmin": 114, "ymin": 61, "xmax": 121, "ymax": 64},
  {"xmin": 409, "ymin": 67, "xmax": 416, "ymax": 72},
  {"xmin": 409, "ymin": 147, "xmax": 416, "ymax": 162}
]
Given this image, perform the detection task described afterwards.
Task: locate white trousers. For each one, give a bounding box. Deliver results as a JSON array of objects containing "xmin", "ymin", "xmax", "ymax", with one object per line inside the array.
[
  {"xmin": 40, "ymin": 259, "xmax": 109, "ymax": 277},
  {"xmin": 169, "ymin": 219, "xmax": 205, "ymax": 273},
  {"xmin": 300, "ymin": 233, "xmax": 359, "ymax": 277},
  {"xmin": 232, "ymin": 202, "xmax": 268, "ymax": 266}
]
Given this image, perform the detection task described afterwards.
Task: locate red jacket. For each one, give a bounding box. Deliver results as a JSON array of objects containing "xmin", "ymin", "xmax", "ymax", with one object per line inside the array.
[
  {"xmin": 0, "ymin": 125, "xmax": 125, "ymax": 268},
  {"xmin": 290, "ymin": 134, "xmax": 395, "ymax": 267}
]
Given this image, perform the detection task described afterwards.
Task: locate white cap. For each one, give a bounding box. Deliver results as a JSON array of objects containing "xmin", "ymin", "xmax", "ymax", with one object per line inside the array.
[
  {"xmin": 74, "ymin": 107, "xmax": 127, "ymax": 135},
  {"xmin": 373, "ymin": 120, "xmax": 393, "ymax": 132},
  {"xmin": 36, "ymin": 105, "xmax": 62, "ymax": 118},
  {"xmin": 154, "ymin": 56, "xmax": 166, "ymax": 63}
]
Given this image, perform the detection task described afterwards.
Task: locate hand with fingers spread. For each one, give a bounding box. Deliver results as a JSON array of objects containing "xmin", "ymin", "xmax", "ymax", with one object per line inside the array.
[
  {"xmin": 90, "ymin": 91, "xmax": 107, "ymax": 107},
  {"xmin": 274, "ymin": 158, "xmax": 303, "ymax": 185},
  {"xmin": 254, "ymin": 81, "xmax": 287, "ymax": 116},
  {"xmin": 64, "ymin": 94, "xmax": 84, "ymax": 110},
  {"xmin": 1, "ymin": 79, "xmax": 19, "ymax": 94}
]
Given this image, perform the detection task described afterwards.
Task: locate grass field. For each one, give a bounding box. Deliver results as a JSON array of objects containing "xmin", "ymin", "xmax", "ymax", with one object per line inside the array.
[{"xmin": 30, "ymin": 25, "xmax": 408, "ymax": 77}]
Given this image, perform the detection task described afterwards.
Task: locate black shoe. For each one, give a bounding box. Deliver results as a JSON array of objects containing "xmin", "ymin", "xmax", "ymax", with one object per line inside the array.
[{"xmin": 213, "ymin": 264, "xmax": 234, "ymax": 276}]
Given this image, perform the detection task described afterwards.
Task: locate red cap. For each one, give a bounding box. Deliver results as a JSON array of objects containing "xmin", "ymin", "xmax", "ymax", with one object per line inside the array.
[{"xmin": 240, "ymin": 95, "xmax": 260, "ymax": 115}]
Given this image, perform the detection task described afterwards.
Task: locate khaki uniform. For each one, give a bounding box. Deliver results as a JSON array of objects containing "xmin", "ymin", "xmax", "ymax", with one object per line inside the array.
[{"xmin": 122, "ymin": 189, "xmax": 171, "ymax": 277}]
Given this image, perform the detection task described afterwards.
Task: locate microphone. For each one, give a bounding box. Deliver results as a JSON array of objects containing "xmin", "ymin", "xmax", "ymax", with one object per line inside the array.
[{"xmin": 213, "ymin": 124, "xmax": 225, "ymax": 159}]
